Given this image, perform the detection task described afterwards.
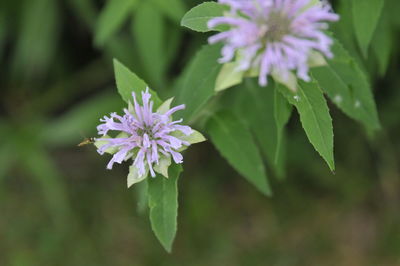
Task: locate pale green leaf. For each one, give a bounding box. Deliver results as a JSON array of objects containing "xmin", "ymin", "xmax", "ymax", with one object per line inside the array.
[
  {"xmin": 215, "ymin": 62, "xmax": 244, "ymax": 92},
  {"xmin": 95, "ymin": 0, "xmax": 138, "ymax": 46},
  {"xmin": 153, "ymin": 156, "xmax": 172, "ymax": 178},
  {"xmin": 206, "ymin": 111, "xmax": 272, "ymax": 196},
  {"xmin": 277, "ymin": 80, "xmax": 335, "ymax": 171},
  {"xmin": 94, "ymin": 135, "xmax": 115, "ymax": 154},
  {"xmin": 308, "ymin": 51, "xmax": 327, "ymax": 68},
  {"xmin": 157, "ymin": 98, "xmax": 174, "ymax": 114},
  {"xmin": 148, "ymin": 163, "xmax": 182, "ymax": 252},
  {"xmin": 94, "ymin": 132, "xmax": 129, "ymax": 155},
  {"xmin": 127, "ymin": 165, "xmax": 148, "ymax": 188},
  {"xmin": 351, "ymin": 0, "xmax": 384, "ymax": 57},
  {"xmin": 272, "ymin": 70, "xmax": 298, "ymax": 92},
  {"xmin": 171, "ymin": 129, "xmax": 206, "ymax": 145},
  {"xmin": 181, "ymin": 2, "xmax": 228, "ymax": 32},
  {"xmin": 184, "ymin": 130, "xmax": 206, "ymax": 144}
]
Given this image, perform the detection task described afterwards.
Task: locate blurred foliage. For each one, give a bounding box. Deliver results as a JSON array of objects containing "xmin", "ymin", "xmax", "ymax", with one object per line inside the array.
[{"xmin": 0, "ymin": 0, "xmax": 400, "ymax": 265}]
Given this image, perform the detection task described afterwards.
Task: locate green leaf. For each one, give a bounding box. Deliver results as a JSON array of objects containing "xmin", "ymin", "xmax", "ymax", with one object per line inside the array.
[
  {"xmin": 182, "ymin": 130, "xmax": 206, "ymax": 144},
  {"xmin": 171, "ymin": 129, "xmax": 206, "ymax": 149},
  {"xmin": 274, "ymin": 86, "xmax": 293, "ymax": 173},
  {"xmin": 95, "ymin": 132, "xmax": 129, "ymax": 155},
  {"xmin": 128, "ymin": 165, "xmax": 148, "ymax": 188},
  {"xmin": 153, "ymin": 156, "xmax": 172, "ymax": 178},
  {"xmin": 0, "ymin": 144, "xmax": 15, "ymax": 183},
  {"xmin": 351, "ymin": 0, "xmax": 384, "ymax": 57},
  {"xmin": 67, "ymin": 0, "xmax": 97, "ymax": 28},
  {"xmin": 181, "ymin": 2, "xmax": 228, "ymax": 32},
  {"xmin": 206, "ymin": 111, "xmax": 272, "ymax": 196},
  {"xmin": 148, "ymin": 163, "xmax": 182, "ymax": 252},
  {"xmin": 277, "ymin": 80, "xmax": 335, "ymax": 171},
  {"xmin": 11, "ymin": 0, "xmax": 60, "ymax": 81},
  {"xmin": 23, "ymin": 148, "xmax": 72, "ymax": 227},
  {"xmin": 157, "ymin": 98, "xmax": 174, "ymax": 114},
  {"xmin": 94, "ymin": 0, "xmax": 138, "ymax": 46},
  {"xmin": 371, "ymin": 14, "xmax": 392, "ymax": 76},
  {"xmin": 176, "ymin": 44, "xmax": 222, "ymax": 122},
  {"xmin": 331, "ymin": 0, "xmax": 364, "ymax": 68},
  {"xmin": 42, "ymin": 92, "xmax": 123, "ymax": 147},
  {"xmin": 113, "ymin": 59, "xmax": 162, "ymax": 107},
  {"xmin": 311, "ymin": 39, "xmax": 381, "ymax": 132},
  {"xmin": 0, "ymin": 11, "xmax": 7, "ymax": 62},
  {"xmin": 151, "ymin": 0, "xmax": 185, "ymax": 23},
  {"xmin": 234, "ymin": 79, "xmax": 282, "ymax": 176},
  {"xmin": 215, "ymin": 62, "xmax": 244, "ymax": 92},
  {"xmin": 132, "ymin": 1, "xmax": 165, "ymax": 87},
  {"xmin": 135, "ymin": 179, "xmax": 148, "ymax": 214}
]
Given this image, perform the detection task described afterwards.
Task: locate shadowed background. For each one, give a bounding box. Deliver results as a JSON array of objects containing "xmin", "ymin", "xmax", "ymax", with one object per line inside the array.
[{"xmin": 1, "ymin": 0, "xmax": 400, "ymax": 265}]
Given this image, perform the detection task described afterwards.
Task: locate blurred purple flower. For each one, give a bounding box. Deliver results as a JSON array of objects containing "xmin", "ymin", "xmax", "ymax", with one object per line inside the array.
[
  {"xmin": 96, "ymin": 89, "xmax": 193, "ymax": 178},
  {"xmin": 208, "ymin": 0, "xmax": 339, "ymax": 86}
]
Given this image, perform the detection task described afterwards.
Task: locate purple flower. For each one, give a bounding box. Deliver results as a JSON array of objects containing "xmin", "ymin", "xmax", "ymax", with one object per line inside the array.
[
  {"xmin": 208, "ymin": 0, "xmax": 339, "ymax": 86},
  {"xmin": 96, "ymin": 89, "xmax": 205, "ymax": 186}
]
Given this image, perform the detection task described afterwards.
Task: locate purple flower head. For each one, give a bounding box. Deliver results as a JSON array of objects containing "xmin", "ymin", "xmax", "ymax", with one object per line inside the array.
[
  {"xmin": 208, "ymin": 0, "xmax": 339, "ymax": 86},
  {"xmin": 96, "ymin": 89, "xmax": 205, "ymax": 186}
]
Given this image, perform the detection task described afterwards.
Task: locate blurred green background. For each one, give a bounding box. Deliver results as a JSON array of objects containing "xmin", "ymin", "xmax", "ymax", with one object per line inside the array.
[{"xmin": 1, "ymin": 0, "xmax": 399, "ymax": 265}]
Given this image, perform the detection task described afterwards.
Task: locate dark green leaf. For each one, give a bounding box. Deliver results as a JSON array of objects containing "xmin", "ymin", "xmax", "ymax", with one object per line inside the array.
[
  {"xmin": 277, "ymin": 80, "xmax": 335, "ymax": 171},
  {"xmin": 95, "ymin": 0, "xmax": 138, "ymax": 46},
  {"xmin": 42, "ymin": 91, "xmax": 123, "ymax": 147},
  {"xmin": 132, "ymin": 1, "xmax": 166, "ymax": 87},
  {"xmin": 0, "ymin": 144, "xmax": 14, "ymax": 183},
  {"xmin": 371, "ymin": 14, "xmax": 392, "ymax": 76},
  {"xmin": 351, "ymin": 0, "xmax": 384, "ymax": 57},
  {"xmin": 113, "ymin": 59, "xmax": 162, "ymax": 107},
  {"xmin": 67, "ymin": 0, "xmax": 97, "ymax": 29},
  {"xmin": 176, "ymin": 44, "xmax": 222, "ymax": 122},
  {"xmin": 235, "ymin": 79, "xmax": 286, "ymax": 178},
  {"xmin": 206, "ymin": 111, "xmax": 272, "ymax": 196},
  {"xmin": 136, "ymin": 179, "xmax": 148, "ymax": 214},
  {"xmin": 311, "ymin": 39, "xmax": 381, "ymax": 132},
  {"xmin": 0, "ymin": 11, "xmax": 7, "ymax": 62},
  {"xmin": 22, "ymin": 148, "xmax": 72, "ymax": 227},
  {"xmin": 148, "ymin": 163, "xmax": 182, "ymax": 252},
  {"xmin": 274, "ymin": 86, "xmax": 292, "ymax": 177},
  {"xmin": 151, "ymin": 0, "xmax": 185, "ymax": 23},
  {"xmin": 11, "ymin": 0, "xmax": 60, "ymax": 80}
]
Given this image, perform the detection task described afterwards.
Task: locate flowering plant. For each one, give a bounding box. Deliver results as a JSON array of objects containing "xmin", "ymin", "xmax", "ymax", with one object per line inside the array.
[
  {"xmin": 95, "ymin": 89, "xmax": 205, "ymax": 187},
  {"xmin": 87, "ymin": 0, "xmax": 382, "ymax": 253}
]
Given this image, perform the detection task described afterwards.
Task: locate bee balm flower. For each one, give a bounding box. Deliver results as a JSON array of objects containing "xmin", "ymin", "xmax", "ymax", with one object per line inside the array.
[
  {"xmin": 95, "ymin": 89, "xmax": 205, "ymax": 187},
  {"xmin": 208, "ymin": 0, "xmax": 339, "ymax": 87}
]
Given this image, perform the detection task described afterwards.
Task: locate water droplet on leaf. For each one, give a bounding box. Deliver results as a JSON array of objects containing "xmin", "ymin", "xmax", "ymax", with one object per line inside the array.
[{"xmin": 334, "ymin": 95, "xmax": 343, "ymax": 104}]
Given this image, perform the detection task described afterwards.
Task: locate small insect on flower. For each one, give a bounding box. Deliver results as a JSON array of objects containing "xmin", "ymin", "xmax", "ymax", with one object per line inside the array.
[
  {"xmin": 208, "ymin": 0, "xmax": 339, "ymax": 89},
  {"xmin": 95, "ymin": 88, "xmax": 206, "ymax": 187},
  {"xmin": 77, "ymin": 137, "xmax": 96, "ymax": 147}
]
